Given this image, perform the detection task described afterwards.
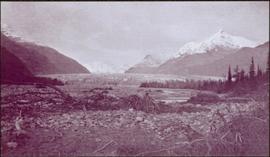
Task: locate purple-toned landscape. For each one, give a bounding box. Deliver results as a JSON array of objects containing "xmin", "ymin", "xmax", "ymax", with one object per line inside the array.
[{"xmin": 1, "ymin": 2, "xmax": 269, "ymax": 156}]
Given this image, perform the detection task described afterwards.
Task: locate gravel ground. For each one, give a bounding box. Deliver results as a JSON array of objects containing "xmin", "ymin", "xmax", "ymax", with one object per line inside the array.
[{"xmin": 1, "ymin": 85, "xmax": 268, "ymax": 156}]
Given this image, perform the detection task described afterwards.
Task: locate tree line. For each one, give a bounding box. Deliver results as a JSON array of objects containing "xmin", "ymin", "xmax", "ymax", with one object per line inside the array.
[{"xmin": 140, "ymin": 56, "xmax": 269, "ymax": 94}]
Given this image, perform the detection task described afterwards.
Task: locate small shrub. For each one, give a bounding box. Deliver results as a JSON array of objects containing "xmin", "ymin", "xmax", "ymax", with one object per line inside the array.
[
  {"xmin": 187, "ymin": 92, "xmax": 222, "ymax": 104},
  {"xmin": 176, "ymin": 106, "xmax": 211, "ymax": 113},
  {"xmin": 33, "ymin": 77, "xmax": 64, "ymax": 86}
]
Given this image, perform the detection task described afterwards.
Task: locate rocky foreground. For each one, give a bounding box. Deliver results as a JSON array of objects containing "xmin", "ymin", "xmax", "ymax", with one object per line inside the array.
[{"xmin": 1, "ymin": 85, "xmax": 269, "ymax": 156}]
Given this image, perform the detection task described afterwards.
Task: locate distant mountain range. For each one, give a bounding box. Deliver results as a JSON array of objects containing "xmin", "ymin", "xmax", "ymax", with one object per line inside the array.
[
  {"xmin": 126, "ymin": 30, "xmax": 268, "ymax": 77},
  {"xmin": 1, "ymin": 32, "xmax": 90, "ymax": 76}
]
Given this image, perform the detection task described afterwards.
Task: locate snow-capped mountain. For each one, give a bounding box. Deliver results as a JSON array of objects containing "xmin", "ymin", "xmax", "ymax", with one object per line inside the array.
[{"xmin": 178, "ymin": 29, "xmax": 259, "ymax": 57}]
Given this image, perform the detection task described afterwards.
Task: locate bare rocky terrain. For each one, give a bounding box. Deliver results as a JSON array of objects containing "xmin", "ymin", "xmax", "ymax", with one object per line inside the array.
[{"xmin": 1, "ymin": 79, "xmax": 269, "ymax": 156}]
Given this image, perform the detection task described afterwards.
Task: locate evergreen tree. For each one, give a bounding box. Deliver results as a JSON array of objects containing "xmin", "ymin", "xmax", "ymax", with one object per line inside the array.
[
  {"xmin": 267, "ymin": 52, "xmax": 270, "ymax": 79},
  {"xmin": 233, "ymin": 65, "xmax": 240, "ymax": 82},
  {"xmin": 227, "ymin": 65, "xmax": 232, "ymax": 84},
  {"xmin": 240, "ymin": 69, "xmax": 245, "ymax": 81},
  {"xmin": 256, "ymin": 65, "xmax": 263, "ymax": 79},
  {"xmin": 249, "ymin": 57, "xmax": 257, "ymax": 89},
  {"xmin": 226, "ymin": 65, "xmax": 232, "ymax": 90},
  {"xmin": 249, "ymin": 57, "xmax": 255, "ymax": 80}
]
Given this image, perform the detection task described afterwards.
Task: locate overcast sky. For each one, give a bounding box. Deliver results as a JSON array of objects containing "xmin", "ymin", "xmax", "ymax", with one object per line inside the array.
[{"xmin": 1, "ymin": 2, "xmax": 269, "ymax": 73}]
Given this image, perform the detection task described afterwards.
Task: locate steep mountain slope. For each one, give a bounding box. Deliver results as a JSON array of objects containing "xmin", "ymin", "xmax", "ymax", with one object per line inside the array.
[
  {"xmin": 1, "ymin": 33, "xmax": 90, "ymax": 75},
  {"xmin": 189, "ymin": 42, "xmax": 269, "ymax": 76},
  {"xmin": 0, "ymin": 46, "xmax": 34, "ymax": 82},
  {"xmin": 156, "ymin": 50, "xmax": 231, "ymax": 75}
]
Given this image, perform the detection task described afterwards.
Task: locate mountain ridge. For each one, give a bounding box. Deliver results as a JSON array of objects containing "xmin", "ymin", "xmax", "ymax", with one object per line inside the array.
[
  {"xmin": 1, "ymin": 32, "xmax": 90, "ymax": 75},
  {"xmin": 126, "ymin": 30, "xmax": 268, "ymax": 77}
]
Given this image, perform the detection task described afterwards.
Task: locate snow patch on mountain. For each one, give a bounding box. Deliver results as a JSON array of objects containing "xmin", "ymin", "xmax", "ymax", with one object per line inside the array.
[{"xmin": 178, "ymin": 29, "xmax": 259, "ymax": 56}]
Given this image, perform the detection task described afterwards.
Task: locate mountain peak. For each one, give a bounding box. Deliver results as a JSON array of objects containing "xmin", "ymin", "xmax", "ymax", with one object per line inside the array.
[
  {"xmin": 212, "ymin": 29, "xmax": 229, "ymax": 38},
  {"xmin": 217, "ymin": 28, "xmax": 225, "ymax": 34},
  {"xmin": 178, "ymin": 30, "xmax": 259, "ymax": 56},
  {"xmin": 131, "ymin": 54, "xmax": 163, "ymax": 68},
  {"xmin": 144, "ymin": 54, "xmax": 154, "ymax": 60}
]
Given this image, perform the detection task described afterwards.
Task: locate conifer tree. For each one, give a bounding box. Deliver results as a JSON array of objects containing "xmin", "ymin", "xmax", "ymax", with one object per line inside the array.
[
  {"xmin": 249, "ymin": 57, "xmax": 257, "ymax": 89},
  {"xmin": 267, "ymin": 52, "xmax": 270, "ymax": 79},
  {"xmin": 240, "ymin": 69, "xmax": 245, "ymax": 81},
  {"xmin": 256, "ymin": 65, "xmax": 263, "ymax": 78},
  {"xmin": 228, "ymin": 65, "xmax": 232, "ymax": 83},
  {"xmin": 249, "ymin": 57, "xmax": 255, "ymax": 80},
  {"xmin": 226, "ymin": 65, "xmax": 232, "ymax": 89},
  {"xmin": 233, "ymin": 65, "xmax": 240, "ymax": 82}
]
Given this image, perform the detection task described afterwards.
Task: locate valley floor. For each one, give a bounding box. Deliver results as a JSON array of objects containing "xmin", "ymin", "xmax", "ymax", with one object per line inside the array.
[{"xmin": 1, "ymin": 84, "xmax": 269, "ymax": 156}]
